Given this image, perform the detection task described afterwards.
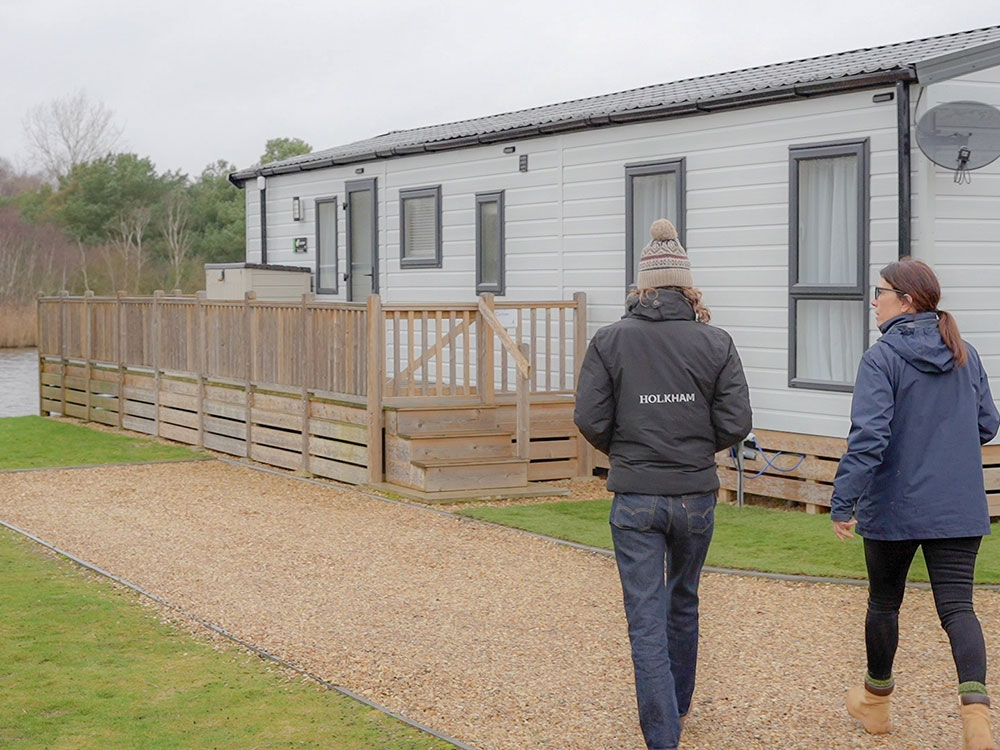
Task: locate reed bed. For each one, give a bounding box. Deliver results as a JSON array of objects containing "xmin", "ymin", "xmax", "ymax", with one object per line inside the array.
[{"xmin": 0, "ymin": 305, "xmax": 38, "ymax": 348}]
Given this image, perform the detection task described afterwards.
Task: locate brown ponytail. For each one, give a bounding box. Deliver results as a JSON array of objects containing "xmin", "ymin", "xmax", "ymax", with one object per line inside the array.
[
  {"xmin": 880, "ymin": 258, "xmax": 967, "ymax": 367},
  {"xmin": 936, "ymin": 310, "xmax": 967, "ymax": 367},
  {"xmin": 628, "ymin": 286, "xmax": 712, "ymax": 323}
]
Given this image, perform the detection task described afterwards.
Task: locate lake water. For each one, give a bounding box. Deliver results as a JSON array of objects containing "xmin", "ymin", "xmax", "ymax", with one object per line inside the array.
[{"xmin": 0, "ymin": 348, "xmax": 39, "ymax": 417}]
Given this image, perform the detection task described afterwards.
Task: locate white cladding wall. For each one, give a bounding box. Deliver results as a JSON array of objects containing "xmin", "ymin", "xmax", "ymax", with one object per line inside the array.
[
  {"xmin": 911, "ymin": 67, "xmax": 1000, "ymax": 411},
  {"xmin": 244, "ymin": 84, "xmax": 995, "ymax": 438}
]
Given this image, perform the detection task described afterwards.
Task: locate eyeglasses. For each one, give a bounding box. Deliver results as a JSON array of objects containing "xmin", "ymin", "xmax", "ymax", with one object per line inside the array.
[{"xmin": 873, "ymin": 286, "xmax": 909, "ymax": 300}]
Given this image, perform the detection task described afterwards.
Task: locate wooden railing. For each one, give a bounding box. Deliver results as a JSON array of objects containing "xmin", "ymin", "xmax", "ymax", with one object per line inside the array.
[
  {"xmin": 382, "ymin": 303, "xmax": 477, "ymax": 398},
  {"xmin": 38, "ymin": 291, "xmax": 586, "ymax": 400},
  {"xmin": 38, "ymin": 291, "xmax": 372, "ymax": 396},
  {"xmin": 37, "ymin": 290, "xmax": 588, "ymax": 482},
  {"xmin": 380, "ymin": 292, "xmax": 587, "ymax": 401},
  {"xmin": 478, "ymin": 294, "xmax": 532, "ymax": 458}
]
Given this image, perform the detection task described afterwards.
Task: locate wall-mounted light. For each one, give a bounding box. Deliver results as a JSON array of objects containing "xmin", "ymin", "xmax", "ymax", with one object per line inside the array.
[
  {"xmin": 872, "ymin": 92, "xmax": 894, "ymax": 103},
  {"xmin": 256, "ymin": 175, "xmax": 267, "ymax": 191},
  {"xmin": 503, "ymin": 146, "xmax": 516, "ymax": 154},
  {"xmin": 355, "ymin": 167, "xmax": 365, "ymax": 174},
  {"xmin": 291, "ymin": 196, "xmax": 302, "ymax": 221}
]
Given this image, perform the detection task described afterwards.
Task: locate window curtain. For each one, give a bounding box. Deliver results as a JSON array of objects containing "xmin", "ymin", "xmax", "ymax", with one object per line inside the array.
[
  {"xmin": 796, "ymin": 300, "xmax": 864, "ymax": 383},
  {"xmin": 632, "ymin": 172, "xmax": 676, "ymax": 274},
  {"xmin": 479, "ymin": 200, "xmax": 500, "ymax": 286},
  {"xmin": 798, "ymin": 156, "xmax": 857, "ymax": 285},
  {"xmin": 317, "ymin": 202, "xmax": 337, "ymax": 291},
  {"xmin": 796, "ymin": 155, "xmax": 860, "ymax": 382},
  {"xmin": 403, "ymin": 195, "xmax": 437, "ymax": 259}
]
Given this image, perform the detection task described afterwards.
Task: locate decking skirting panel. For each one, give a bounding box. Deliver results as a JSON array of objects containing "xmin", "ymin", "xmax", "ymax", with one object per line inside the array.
[
  {"xmin": 496, "ymin": 399, "xmax": 585, "ymax": 481},
  {"xmin": 38, "ymin": 358, "xmax": 1000, "ymax": 508},
  {"xmin": 39, "ymin": 367, "xmax": 371, "ymax": 479}
]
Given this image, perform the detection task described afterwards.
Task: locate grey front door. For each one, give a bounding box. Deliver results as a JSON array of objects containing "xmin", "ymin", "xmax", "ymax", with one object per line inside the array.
[{"xmin": 345, "ymin": 178, "xmax": 378, "ymax": 301}]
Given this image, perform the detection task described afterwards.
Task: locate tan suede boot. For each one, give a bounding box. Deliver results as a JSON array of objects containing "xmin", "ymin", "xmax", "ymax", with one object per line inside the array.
[
  {"xmin": 846, "ymin": 685, "xmax": 891, "ymax": 734},
  {"xmin": 961, "ymin": 703, "xmax": 997, "ymax": 750}
]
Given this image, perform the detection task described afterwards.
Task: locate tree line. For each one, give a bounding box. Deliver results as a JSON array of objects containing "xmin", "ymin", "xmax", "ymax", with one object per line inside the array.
[{"xmin": 0, "ymin": 90, "xmax": 311, "ymax": 307}]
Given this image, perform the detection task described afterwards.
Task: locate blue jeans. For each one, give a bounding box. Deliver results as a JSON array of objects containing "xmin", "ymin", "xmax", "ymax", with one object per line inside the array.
[{"xmin": 610, "ymin": 491, "xmax": 716, "ymax": 750}]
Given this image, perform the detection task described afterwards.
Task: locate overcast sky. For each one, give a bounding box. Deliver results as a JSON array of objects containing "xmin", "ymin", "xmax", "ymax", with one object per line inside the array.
[{"xmin": 2, "ymin": 0, "xmax": 998, "ymax": 179}]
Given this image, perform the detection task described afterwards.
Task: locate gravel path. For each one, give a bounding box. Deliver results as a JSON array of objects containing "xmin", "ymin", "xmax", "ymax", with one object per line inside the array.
[{"xmin": 2, "ymin": 460, "xmax": 998, "ymax": 749}]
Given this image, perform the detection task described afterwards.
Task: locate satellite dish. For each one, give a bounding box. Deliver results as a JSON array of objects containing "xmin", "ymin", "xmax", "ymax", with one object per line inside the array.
[{"xmin": 916, "ymin": 100, "xmax": 1000, "ymax": 183}]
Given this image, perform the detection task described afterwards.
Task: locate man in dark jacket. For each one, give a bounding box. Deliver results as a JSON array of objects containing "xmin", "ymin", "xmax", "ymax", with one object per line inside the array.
[{"xmin": 574, "ymin": 219, "xmax": 751, "ymax": 750}]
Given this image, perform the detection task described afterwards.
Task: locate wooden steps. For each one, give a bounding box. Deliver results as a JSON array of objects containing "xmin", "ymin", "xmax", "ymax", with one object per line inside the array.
[
  {"xmin": 388, "ymin": 429, "xmax": 515, "ymax": 463},
  {"xmin": 382, "ymin": 395, "xmax": 588, "ymax": 494},
  {"xmin": 369, "ymin": 481, "xmax": 568, "ymax": 504},
  {"xmin": 387, "ymin": 402, "xmax": 499, "ymax": 434},
  {"xmin": 384, "ymin": 403, "xmax": 530, "ymax": 493},
  {"xmin": 410, "ymin": 456, "xmax": 528, "ymax": 492}
]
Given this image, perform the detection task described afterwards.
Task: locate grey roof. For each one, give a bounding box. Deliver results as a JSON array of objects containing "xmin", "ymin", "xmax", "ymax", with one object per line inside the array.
[{"xmin": 231, "ymin": 24, "xmax": 1000, "ymax": 185}]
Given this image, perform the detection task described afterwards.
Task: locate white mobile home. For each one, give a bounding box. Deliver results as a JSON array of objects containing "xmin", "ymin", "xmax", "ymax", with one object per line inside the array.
[{"xmin": 229, "ymin": 25, "xmax": 1000, "ymax": 446}]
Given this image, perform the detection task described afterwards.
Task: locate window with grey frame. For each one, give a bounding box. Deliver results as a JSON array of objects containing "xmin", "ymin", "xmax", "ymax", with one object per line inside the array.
[
  {"xmin": 399, "ymin": 185, "xmax": 442, "ymax": 268},
  {"xmin": 476, "ymin": 191, "xmax": 504, "ymax": 295},
  {"xmin": 788, "ymin": 139, "xmax": 869, "ymax": 392},
  {"xmin": 315, "ymin": 196, "xmax": 338, "ymax": 294},
  {"xmin": 625, "ymin": 159, "xmax": 685, "ymax": 287}
]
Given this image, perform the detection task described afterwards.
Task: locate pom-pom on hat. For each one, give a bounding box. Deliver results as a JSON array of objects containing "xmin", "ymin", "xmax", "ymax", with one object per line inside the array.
[{"xmin": 636, "ymin": 219, "xmax": 692, "ymax": 289}]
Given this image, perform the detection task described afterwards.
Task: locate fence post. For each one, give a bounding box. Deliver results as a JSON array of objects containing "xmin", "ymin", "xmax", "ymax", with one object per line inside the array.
[
  {"xmin": 477, "ymin": 292, "xmax": 495, "ymax": 405},
  {"xmin": 573, "ymin": 291, "xmax": 592, "ymax": 478},
  {"xmin": 82, "ymin": 290, "xmax": 94, "ymax": 422},
  {"xmin": 196, "ymin": 291, "xmax": 207, "ymax": 449},
  {"xmin": 300, "ymin": 292, "xmax": 315, "ymax": 474},
  {"xmin": 366, "ymin": 294, "xmax": 384, "ymax": 484},
  {"xmin": 58, "ymin": 290, "xmax": 68, "ymax": 417},
  {"xmin": 36, "ymin": 293, "xmax": 46, "ymax": 416},
  {"xmin": 152, "ymin": 290, "xmax": 163, "ymax": 437},
  {"xmin": 516, "ymin": 342, "xmax": 530, "ymax": 460},
  {"xmin": 244, "ymin": 291, "xmax": 256, "ymax": 461},
  {"xmin": 116, "ymin": 291, "xmax": 126, "ymax": 430}
]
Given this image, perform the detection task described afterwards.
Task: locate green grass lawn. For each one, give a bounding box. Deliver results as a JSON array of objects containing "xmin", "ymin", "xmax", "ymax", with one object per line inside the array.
[
  {"xmin": 0, "ymin": 527, "xmax": 455, "ymax": 750},
  {"xmin": 458, "ymin": 498, "xmax": 1000, "ymax": 584},
  {"xmin": 0, "ymin": 416, "xmax": 202, "ymax": 470}
]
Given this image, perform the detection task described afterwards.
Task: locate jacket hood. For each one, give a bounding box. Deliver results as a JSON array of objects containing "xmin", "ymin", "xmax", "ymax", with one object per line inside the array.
[
  {"xmin": 878, "ymin": 312, "xmax": 954, "ymax": 373},
  {"xmin": 623, "ymin": 289, "xmax": 696, "ymax": 322}
]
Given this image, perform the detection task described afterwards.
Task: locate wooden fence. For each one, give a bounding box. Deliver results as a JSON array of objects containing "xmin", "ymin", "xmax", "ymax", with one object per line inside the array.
[
  {"xmin": 714, "ymin": 428, "xmax": 1000, "ymax": 516},
  {"xmin": 36, "ymin": 290, "xmax": 588, "ymax": 488}
]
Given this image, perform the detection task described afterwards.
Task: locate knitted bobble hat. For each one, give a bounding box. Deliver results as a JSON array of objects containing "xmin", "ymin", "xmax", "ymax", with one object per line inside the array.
[{"xmin": 636, "ymin": 219, "xmax": 693, "ymax": 289}]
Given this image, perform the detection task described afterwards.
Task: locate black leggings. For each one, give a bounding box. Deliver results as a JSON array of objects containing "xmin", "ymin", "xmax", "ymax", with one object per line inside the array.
[{"xmin": 864, "ymin": 536, "xmax": 987, "ymax": 686}]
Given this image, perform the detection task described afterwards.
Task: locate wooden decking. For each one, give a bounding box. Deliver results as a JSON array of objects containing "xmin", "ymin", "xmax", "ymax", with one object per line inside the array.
[
  {"xmin": 36, "ymin": 291, "xmax": 593, "ymax": 498},
  {"xmin": 592, "ymin": 428, "xmax": 1000, "ymax": 515},
  {"xmin": 714, "ymin": 428, "xmax": 1000, "ymax": 516}
]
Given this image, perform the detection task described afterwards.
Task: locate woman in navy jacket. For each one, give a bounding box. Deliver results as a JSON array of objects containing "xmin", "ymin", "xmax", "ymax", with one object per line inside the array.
[{"xmin": 831, "ymin": 258, "xmax": 999, "ymax": 750}]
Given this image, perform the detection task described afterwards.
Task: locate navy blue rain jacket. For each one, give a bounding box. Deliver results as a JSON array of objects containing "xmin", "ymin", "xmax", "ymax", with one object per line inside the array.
[{"xmin": 830, "ymin": 312, "xmax": 999, "ymax": 540}]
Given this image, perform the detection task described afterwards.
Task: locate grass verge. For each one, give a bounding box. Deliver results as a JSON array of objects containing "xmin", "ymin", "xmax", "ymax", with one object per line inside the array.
[
  {"xmin": 457, "ymin": 498, "xmax": 1000, "ymax": 584},
  {"xmin": 0, "ymin": 526, "xmax": 456, "ymax": 750},
  {"xmin": 0, "ymin": 416, "xmax": 202, "ymax": 470}
]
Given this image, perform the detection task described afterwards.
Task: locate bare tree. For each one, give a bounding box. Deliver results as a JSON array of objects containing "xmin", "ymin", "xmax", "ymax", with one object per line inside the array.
[
  {"xmin": 162, "ymin": 191, "xmax": 192, "ymax": 289},
  {"xmin": 22, "ymin": 91, "xmax": 124, "ymax": 182},
  {"xmin": 110, "ymin": 207, "xmax": 151, "ymax": 293},
  {"xmin": 0, "ymin": 206, "xmax": 77, "ymax": 303},
  {"xmin": 0, "ymin": 157, "xmax": 44, "ymax": 197},
  {"xmin": 76, "ymin": 241, "xmax": 90, "ymax": 293}
]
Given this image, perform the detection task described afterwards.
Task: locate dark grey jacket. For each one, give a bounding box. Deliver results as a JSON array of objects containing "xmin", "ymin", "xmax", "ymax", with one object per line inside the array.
[
  {"xmin": 574, "ymin": 290, "xmax": 752, "ymax": 495},
  {"xmin": 831, "ymin": 312, "xmax": 999, "ymax": 540}
]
